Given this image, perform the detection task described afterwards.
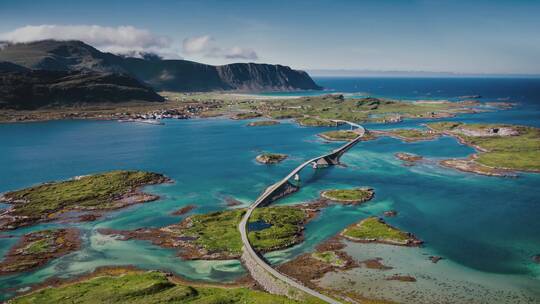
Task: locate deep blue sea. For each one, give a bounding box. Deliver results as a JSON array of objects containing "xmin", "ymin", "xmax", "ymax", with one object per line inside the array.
[{"xmin": 0, "ymin": 77, "xmax": 539, "ymax": 302}]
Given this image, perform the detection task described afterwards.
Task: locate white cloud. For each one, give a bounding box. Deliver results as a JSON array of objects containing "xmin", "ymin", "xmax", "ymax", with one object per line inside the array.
[
  {"xmin": 182, "ymin": 35, "xmax": 258, "ymax": 60},
  {"xmin": 0, "ymin": 25, "xmax": 259, "ymax": 61},
  {"xmin": 182, "ymin": 35, "xmax": 213, "ymax": 54},
  {"xmin": 0, "ymin": 24, "xmax": 179, "ymax": 58}
]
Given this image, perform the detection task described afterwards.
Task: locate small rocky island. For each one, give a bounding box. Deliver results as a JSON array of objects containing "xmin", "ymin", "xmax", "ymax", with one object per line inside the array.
[
  {"xmin": 321, "ymin": 187, "xmax": 375, "ymax": 205},
  {"xmin": 0, "ymin": 228, "xmax": 80, "ymax": 275},
  {"xmin": 395, "ymin": 152, "xmax": 424, "ymax": 166},
  {"xmin": 341, "ymin": 217, "xmax": 423, "ymax": 246},
  {"xmin": 100, "ymin": 205, "xmax": 321, "ymax": 260},
  {"xmin": 318, "ymin": 130, "xmax": 360, "ymax": 141},
  {"xmin": 0, "ymin": 170, "xmax": 171, "ymax": 230},
  {"xmin": 256, "ymin": 153, "xmax": 288, "ymax": 164}
]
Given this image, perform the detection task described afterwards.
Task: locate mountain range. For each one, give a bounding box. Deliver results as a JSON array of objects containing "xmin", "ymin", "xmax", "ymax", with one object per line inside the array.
[{"xmin": 0, "ymin": 40, "xmax": 321, "ymax": 109}]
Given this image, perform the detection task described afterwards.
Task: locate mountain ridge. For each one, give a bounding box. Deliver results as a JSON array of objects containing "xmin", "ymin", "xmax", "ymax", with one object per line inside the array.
[{"xmin": 0, "ymin": 40, "xmax": 321, "ymax": 92}]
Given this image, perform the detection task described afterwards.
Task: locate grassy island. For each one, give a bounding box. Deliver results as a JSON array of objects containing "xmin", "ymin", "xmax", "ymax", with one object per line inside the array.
[
  {"xmin": 0, "ymin": 229, "xmax": 80, "ymax": 275},
  {"xmin": 427, "ymin": 122, "xmax": 540, "ymax": 173},
  {"xmin": 231, "ymin": 112, "xmax": 262, "ymax": 120},
  {"xmin": 10, "ymin": 269, "xmax": 312, "ymax": 304},
  {"xmin": 372, "ymin": 129, "xmax": 440, "ymax": 142},
  {"xmin": 0, "ymin": 170, "xmax": 170, "ymax": 230},
  {"xmin": 296, "ymin": 117, "xmax": 338, "ymax": 127},
  {"xmin": 102, "ymin": 205, "xmax": 313, "ymax": 260},
  {"xmin": 318, "ymin": 130, "xmax": 360, "ymax": 141},
  {"xmin": 247, "ymin": 120, "xmax": 280, "ymax": 127},
  {"xmin": 256, "ymin": 153, "xmax": 288, "ymax": 164},
  {"xmin": 341, "ymin": 217, "xmax": 422, "ymax": 246},
  {"xmin": 321, "ymin": 187, "xmax": 374, "ymax": 204}
]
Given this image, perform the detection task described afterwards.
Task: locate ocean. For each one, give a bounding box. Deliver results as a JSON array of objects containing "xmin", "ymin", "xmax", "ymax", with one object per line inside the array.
[{"xmin": 0, "ymin": 77, "xmax": 539, "ymax": 303}]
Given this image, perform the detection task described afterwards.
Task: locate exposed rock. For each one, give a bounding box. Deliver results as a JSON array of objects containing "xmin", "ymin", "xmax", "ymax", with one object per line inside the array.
[
  {"xmin": 360, "ymin": 257, "xmax": 393, "ymax": 270},
  {"xmin": 171, "ymin": 205, "xmax": 196, "ymax": 216},
  {"xmin": 383, "ymin": 210, "xmax": 398, "ymax": 217},
  {"xmin": 429, "ymin": 256, "xmax": 444, "ymax": 263},
  {"xmin": 386, "ymin": 275, "xmax": 417, "ymax": 282},
  {"xmin": 456, "ymin": 126, "xmax": 519, "ymax": 137},
  {"xmin": 256, "ymin": 153, "xmax": 288, "ymax": 164},
  {"xmin": 532, "ymin": 255, "xmax": 540, "ymax": 264},
  {"xmin": 78, "ymin": 214, "xmax": 100, "ymax": 222},
  {"xmin": 395, "ymin": 152, "xmax": 423, "ymax": 163},
  {"xmin": 225, "ymin": 197, "xmax": 243, "ymax": 207}
]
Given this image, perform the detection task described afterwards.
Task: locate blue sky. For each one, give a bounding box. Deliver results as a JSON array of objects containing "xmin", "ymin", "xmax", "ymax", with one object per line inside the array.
[{"xmin": 1, "ymin": 0, "xmax": 539, "ymax": 74}]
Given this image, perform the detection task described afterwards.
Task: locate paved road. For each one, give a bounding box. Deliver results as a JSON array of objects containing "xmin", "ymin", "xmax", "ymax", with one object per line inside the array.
[{"xmin": 238, "ymin": 121, "xmax": 365, "ymax": 304}]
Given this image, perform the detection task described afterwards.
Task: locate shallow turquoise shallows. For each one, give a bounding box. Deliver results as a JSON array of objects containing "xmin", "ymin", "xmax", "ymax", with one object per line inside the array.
[{"xmin": 0, "ymin": 77, "xmax": 539, "ymax": 301}]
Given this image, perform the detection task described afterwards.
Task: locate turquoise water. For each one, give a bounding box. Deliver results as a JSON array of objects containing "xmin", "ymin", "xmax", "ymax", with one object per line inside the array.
[{"xmin": 1, "ymin": 78, "xmax": 539, "ymax": 301}]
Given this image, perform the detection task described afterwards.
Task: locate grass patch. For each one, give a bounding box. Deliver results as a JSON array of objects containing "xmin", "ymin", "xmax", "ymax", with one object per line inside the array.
[
  {"xmin": 387, "ymin": 129, "xmax": 432, "ymax": 139},
  {"xmin": 247, "ymin": 120, "xmax": 280, "ymax": 127},
  {"xmin": 312, "ymin": 251, "xmax": 345, "ymax": 267},
  {"xmin": 233, "ymin": 112, "xmax": 262, "ymax": 120},
  {"xmin": 296, "ymin": 117, "xmax": 337, "ymax": 127},
  {"xmin": 10, "ymin": 270, "xmax": 316, "ymax": 304}
]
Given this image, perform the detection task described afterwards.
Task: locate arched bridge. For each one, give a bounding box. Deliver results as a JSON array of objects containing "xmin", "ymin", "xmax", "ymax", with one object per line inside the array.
[{"xmin": 238, "ymin": 120, "xmax": 365, "ymax": 304}]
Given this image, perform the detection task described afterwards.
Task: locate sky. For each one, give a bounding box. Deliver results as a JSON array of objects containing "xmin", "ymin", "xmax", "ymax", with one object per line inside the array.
[{"xmin": 0, "ymin": 0, "xmax": 539, "ymax": 74}]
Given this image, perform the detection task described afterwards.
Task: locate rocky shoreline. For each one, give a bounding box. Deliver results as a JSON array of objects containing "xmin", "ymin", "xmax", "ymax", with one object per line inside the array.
[
  {"xmin": 0, "ymin": 228, "xmax": 80, "ymax": 275},
  {"xmin": 277, "ymin": 236, "xmax": 359, "ymax": 290},
  {"xmin": 439, "ymin": 157, "xmax": 517, "ymax": 177}
]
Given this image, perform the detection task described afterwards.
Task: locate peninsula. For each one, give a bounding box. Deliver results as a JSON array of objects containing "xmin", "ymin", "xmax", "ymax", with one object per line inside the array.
[
  {"xmin": 9, "ymin": 267, "xmax": 316, "ymax": 304},
  {"xmin": 427, "ymin": 122, "xmax": 540, "ymax": 175}
]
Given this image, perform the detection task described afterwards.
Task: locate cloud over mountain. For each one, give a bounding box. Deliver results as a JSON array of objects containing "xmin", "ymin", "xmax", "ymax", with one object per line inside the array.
[
  {"xmin": 182, "ymin": 35, "xmax": 258, "ymax": 60},
  {"xmin": 0, "ymin": 25, "xmax": 177, "ymax": 58},
  {"xmin": 0, "ymin": 25, "xmax": 258, "ymax": 61}
]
